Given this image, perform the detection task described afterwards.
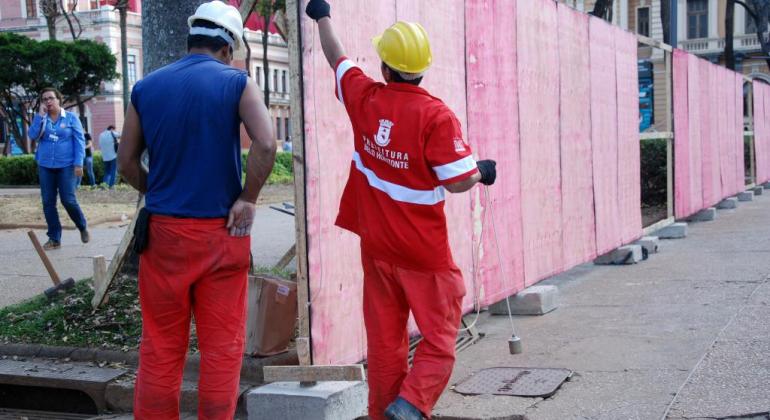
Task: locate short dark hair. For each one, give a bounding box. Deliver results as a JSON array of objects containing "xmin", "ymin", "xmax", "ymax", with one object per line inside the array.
[
  {"xmin": 107, "ymin": 125, "xmax": 115, "ymax": 130},
  {"xmin": 40, "ymin": 87, "xmax": 63, "ymax": 101},
  {"xmin": 382, "ymin": 63, "xmax": 423, "ymax": 86},
  {"xmin": 187, "ymin": 19, "xmax": 233, "ymax": 54}
]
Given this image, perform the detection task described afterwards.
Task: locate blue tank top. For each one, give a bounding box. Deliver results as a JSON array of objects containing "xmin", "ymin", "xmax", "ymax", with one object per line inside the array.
[{"xmin": 131, "ymin": 54, "xmax": 248, "ymax": 218}]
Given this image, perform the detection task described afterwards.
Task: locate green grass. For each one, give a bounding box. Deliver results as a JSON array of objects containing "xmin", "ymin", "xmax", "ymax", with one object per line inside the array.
[{"xmin": 0, "ymin": 266, "xmax": 295, "ymax": 350}]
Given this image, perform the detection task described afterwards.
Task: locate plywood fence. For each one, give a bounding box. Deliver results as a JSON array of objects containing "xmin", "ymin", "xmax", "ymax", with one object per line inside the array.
[
  {"xmin": 290, "ymin": 0, "xmax": 643, "ymax": 365},
  {"xmin": 672, "ymin": 49, "xmax": 746, "ymax": 219},
  {"xmin": 754, "ymin": 81, "xmax": 770, "ymax": 185}
]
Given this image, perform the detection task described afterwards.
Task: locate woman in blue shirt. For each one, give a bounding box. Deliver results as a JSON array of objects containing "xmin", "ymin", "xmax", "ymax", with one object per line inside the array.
[{"xmin": 28, "ymin": 88, "xmax": 90, "ymax": 250}]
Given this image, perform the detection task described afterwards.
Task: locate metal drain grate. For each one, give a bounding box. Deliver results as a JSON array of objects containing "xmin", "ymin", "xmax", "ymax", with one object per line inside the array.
[
  {"xmin": 0, "ymin": 408, "xmax": 92, "ymax": 419},
  {"xmin": 453, "ymin": 367, "xmax": 572, "ymax": 398}
]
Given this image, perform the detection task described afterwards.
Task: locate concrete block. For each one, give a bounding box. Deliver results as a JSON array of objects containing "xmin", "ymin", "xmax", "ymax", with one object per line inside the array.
[
  {"xmin": 737, "ymin": 191, "xmax": 754, "ymax": 201},
  {"xmin": 687, "ymin": 207, "xmax": 717, "ymax": 222},
  {"xmin": 489, "ymin": 285, "xmax": 559, "ymax": 316},
  {"xmin": 594, "ymin": 245, "xmax": 643, "ymax": 265},
  {"xmin": 716, "ymin": 197, "xmax": 738, "ymax": 209},
  {"xmin": 247, "ymin": 381, "xmax": 367, "ymax": 420},
  {"xmin": 763, "ymin": 181, "xmax": 770, "ymax": 189},
  {"xmin": 656, "ymin": 222, "xmax": 687, "ymax": 239},
  {"xmin": 753, "ymin": 186, "xmax": 764, "ymax": 196},
  {"xmin": 634, "ymin": 236, "xmax": 660, "ymax": 255}
]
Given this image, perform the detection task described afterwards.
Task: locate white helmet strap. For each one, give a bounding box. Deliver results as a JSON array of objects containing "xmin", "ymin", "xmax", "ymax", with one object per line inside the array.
[{"xmin": 189, "ymin": 26, "xmax": 236, "ymax": 48}]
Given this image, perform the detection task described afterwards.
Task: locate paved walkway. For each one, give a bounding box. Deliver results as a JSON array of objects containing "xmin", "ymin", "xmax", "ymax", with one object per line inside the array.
[
  {"xmin": 435, "ymin": 191, "xmax": 770, "ymax": 419},
  {"xmin": 0, "ymin": 205, "xmax": 295, "ymax": 308}
]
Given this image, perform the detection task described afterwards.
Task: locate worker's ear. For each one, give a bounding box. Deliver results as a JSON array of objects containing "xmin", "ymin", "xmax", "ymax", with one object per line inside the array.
[
  {"xmin": 380, "ymin": 62, "xmax": 391, "ymax": 83},
  {"xmin": 218, "ymin": 45, "xmax": 233, "ymax": 64}
]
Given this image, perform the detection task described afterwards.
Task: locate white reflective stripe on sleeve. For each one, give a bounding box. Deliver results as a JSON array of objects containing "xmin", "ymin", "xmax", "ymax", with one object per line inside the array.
[
  {"xmin": 432, "ymin": 155, "xmax": 478, "ymax": 181},
  {"xmin": 336, "ymin": 59, "xmax": 357, "ymax": 103},
  {"xmin": 352, "ymin": 152, "xmax": 445, "ymax": 205}
]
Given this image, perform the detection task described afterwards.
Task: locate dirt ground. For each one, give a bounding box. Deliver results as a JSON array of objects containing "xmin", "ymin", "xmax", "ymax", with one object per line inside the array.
[{"xmin": 0, "ymin": 184, "xmax": 294, "ymax": 228}]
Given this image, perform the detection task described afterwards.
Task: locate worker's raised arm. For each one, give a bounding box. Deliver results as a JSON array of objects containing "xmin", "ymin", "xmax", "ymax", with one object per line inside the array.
[{"xmin": 306, "ymin": 0, "xmax": 346, "ymax": 69}]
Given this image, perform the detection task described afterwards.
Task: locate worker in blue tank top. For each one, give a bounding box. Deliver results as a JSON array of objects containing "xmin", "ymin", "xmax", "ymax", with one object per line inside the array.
[{"xmin": 117, "ymin": 1, "xmax": 276, "ymax": 418}]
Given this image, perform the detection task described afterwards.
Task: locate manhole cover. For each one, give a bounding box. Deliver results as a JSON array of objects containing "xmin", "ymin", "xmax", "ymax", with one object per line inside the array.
[{"xmin": 453, "ymin": 367, "xmax": 572, "ymax": 398}]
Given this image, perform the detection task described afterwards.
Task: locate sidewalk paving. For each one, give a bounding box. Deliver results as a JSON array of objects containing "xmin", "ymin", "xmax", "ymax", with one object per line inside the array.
[
  {"xmin": 0, "ymin": 205, "xmax": 296, "ymax": 308},
  {"xmin": 434, "ymin": 193, "xmax": 770, "ymax": 419}
]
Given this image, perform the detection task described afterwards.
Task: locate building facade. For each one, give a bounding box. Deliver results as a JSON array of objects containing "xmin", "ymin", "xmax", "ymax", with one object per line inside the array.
[{"xmin": 0, "ymin": 0, "xmax": 290, "ymax": 152}]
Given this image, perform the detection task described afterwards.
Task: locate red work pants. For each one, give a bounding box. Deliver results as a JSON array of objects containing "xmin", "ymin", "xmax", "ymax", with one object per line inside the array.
[
  {"xmin": 362, "ymin": 250, "xmax": 466, "ymax": 419},
  {"xmin": 134, "ymin": 216, "xmax": 250, "ymax": 420}
]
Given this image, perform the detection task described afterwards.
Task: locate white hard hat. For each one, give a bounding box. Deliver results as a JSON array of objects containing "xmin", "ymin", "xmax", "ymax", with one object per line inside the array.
[{"xmin": 188, "ymin": 1, "xmax": 245, "ymax": 54}]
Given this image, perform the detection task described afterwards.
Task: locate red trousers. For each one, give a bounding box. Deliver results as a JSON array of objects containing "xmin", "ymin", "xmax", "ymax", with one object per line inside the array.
[
  {"xmin": 362, "ymin": 250, "xmax": 465, "ymax": 419},
  {"xmin": 134, "ymin": 216, "xmax": 250, "ymax": 420}
]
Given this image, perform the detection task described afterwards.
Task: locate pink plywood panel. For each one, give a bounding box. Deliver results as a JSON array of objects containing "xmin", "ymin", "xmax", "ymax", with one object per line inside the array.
[
  {"xmin": 558, "ymin": 4, "xmax": 596, "ymax": 268},
  {"xmin": 396, "ymin": 0, "xmax": 476, "ymax": 312},
  {"xmin": 615, "ymin": 28, "xmax": 642, "ymax": 243},
  {"xmin": 673, "ymin": 49, "xmax": 691, "ymax": 219},
  {"xmin": 466, "ymin": 0, "xmax": 525, "ymax": 307},
  {"xmin": 719, "ymin": 68, "xmax": 734, "ymax": 198},
  {"xmin": 301, "ymin": 0, "xmax": 397, "ymax": 365},
  {"xmin": 760, "ymin": 82, "xmax": 770, "ymax": 184},
  {"xmin": 517, "ymin": 0, "xmax": 563, "ymax": 285},
  {"xmin": 686, "ymin": 54, "xmax": 704, "ymax": 213},
  {"xmin": 700, "ymin": 62, "xmax": 719, "ymax": 208},
  {"xmin": 589, "ymin": 17, "xmax": 621, "ymax": 255}
]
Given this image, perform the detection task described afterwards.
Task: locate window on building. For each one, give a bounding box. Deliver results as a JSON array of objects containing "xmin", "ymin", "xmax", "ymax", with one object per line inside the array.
[
  {"xmin": 255, "ymin": 66, "xmax": 262, "ymax": 87},
  {"xmin": 687, "ymin": 0, "xmax": 708, "ymax": 39},
  {"xmin": 127, "ymin": 54, "xmax": 137, "ymax": 85},
  {"xmin": 90, "ymin": 0, "xmax": 99, "ymax": 9},
  {"xmin": 273, "ymin": 69, "xmax": 278, "ymax": 93},
  {"xmin": 282, "ymin": 70, "xmax": 287, "ymax": 93},
  {"xmin": 284, "ymin": 116, "xmax": 290, "ymax": 140},
  {"xmin": 25, "ymin": 0, "xmax": 37, "ymax": 17},
  {"xmin": 637, "ymin": 7, "xmax": 650, "ymax": 37},
  {"xmin": 746, "ymin": 13, "xmax": 757, "ymax": 34}
]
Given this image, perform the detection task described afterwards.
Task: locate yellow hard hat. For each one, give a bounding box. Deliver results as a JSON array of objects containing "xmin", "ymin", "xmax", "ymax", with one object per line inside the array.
[{"xmin": 372, "ymin": 21, "xmax": 432, "ymax": 74}]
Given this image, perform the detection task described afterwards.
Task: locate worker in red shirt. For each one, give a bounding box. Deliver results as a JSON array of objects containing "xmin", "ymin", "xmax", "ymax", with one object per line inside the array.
[{"xmin": 306, "ymin": 2, "xmax": 497, "ymax": 419}]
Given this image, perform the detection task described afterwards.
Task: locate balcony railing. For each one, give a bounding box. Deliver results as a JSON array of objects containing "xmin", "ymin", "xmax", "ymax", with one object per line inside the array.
[{"xmin": 680, "ymin": 34, "xmax": 762, "ymax": 54}]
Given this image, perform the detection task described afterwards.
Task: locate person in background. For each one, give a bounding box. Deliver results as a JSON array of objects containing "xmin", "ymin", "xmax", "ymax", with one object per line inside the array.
[
  {"xmin": 77, "ymin": 133, "xmax": 95, "ymax": 187},
  {"xmin": 28, "ymin": 87, "xmax": 90, "ymax": 250},
  {"xmin": 282, "ymin": 136, "xmax": 293, "ymax": 152},
  {"xmin": 99, "ymin": 125, "xmax": 120, "ymax": 188}
]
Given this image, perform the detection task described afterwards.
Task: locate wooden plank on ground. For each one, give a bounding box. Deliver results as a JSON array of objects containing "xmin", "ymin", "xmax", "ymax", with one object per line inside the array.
[
  {"xmin": 286, "ymin": 0, "xmax": 312, "ymax": 366},
  {"xmin": 263, "ymin": 364, "xmax": 365, "ymax": 383},
  {"xmin": 91, "ymin": 198, "xmax": 144, "ymax": 309}
]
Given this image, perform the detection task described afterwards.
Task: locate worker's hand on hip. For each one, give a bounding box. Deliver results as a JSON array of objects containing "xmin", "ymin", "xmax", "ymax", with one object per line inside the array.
[
  {"xmin": 74, "ymin": 166, "xmax": 84, "ymax": 178},
  {"xmin": 305, "ymin": 0, "xmax": 330, "ymax": 21},
  {"xmin": 477, "ymin": 160, "xmax": 497, "ymax": 186},
  {"xmin": 227, "ymin": 198, "xmax": 256, "ymax": 237}
]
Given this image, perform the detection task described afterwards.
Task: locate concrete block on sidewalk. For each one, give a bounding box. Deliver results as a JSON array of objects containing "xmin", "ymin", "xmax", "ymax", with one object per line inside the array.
[
  {"xmin": 489, "ymin": 285, "xmax": 559, "ymax": 316},
  {"xmin": 247, "ymin": 381, "xmax": 367, "ymax": 420},
  {"xmin": 656, "ymin": 222, "xmax": 688, "ymax": 239},
  {"xmin": 763, "ymin": 182, "xmax": 770, "ymax": 189},
  {"xmin": 594, "ymin": 245, "xmax": 643, "ymax": 265},
  {"xmin": 687, "ymin": 207, "xmax": 717, "ymax": 222},
  {"xmin": 753, "ymin": 186, "xmax": 764, "ymax": 196},
  {"xmin": 634, "ymin": 236, "xmax": 660, "ymax": 255},
  {"xmin": 716, "ymin": 197, "xmax": 738, "ymax": 209},
  {"xmin": 737, "ymin": 191, "xmax": 754, "ymax": 201}
]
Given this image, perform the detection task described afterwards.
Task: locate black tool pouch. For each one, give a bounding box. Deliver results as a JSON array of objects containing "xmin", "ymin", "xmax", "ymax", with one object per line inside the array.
[{"xmin": 133, "ymin": 207, "xmax": 150, "ymax": 254}]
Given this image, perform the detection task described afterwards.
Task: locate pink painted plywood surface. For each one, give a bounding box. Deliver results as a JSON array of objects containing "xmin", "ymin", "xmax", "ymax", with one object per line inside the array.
[
  {"xmin": 673, "ymin": 49, "xmax": 691, "ymax": 219},
  {"xmin": 589, "ymin": 17, "xmax": 621, "ymax": 255},
  {"xmin": 735, "ymin": 75, "xmax": 745, "ymax": 192},
  {"xmin": 700, "ymin": 61, "xmax": 719, "ymax": 208},
  {"xmin": 718, "ymin": 67, "xmax": 734, "ymax": 198},
  {"xmin": 557, "ymin": 4, "xmax": 596, "ymax": 268},
  {"xmin": 465, "ymin": 0, "xmax": 526, "ymax": 307},
  {"xmin": 517, "ymin": 0, "xmax": 563, "ymax": 285},
  {"xmin": 686, "ymin": 54, "xmax": 704, "ymax": 213},
  {"xmin": 757, "ymin": 82, "xmax": 770, "ymax": 184},
  {"xmin": 615, "ymin": 28, "xmax": 642, "ymax": 243}
]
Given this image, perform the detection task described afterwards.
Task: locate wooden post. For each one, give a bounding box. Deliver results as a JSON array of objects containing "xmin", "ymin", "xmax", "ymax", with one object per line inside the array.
[
  {"xmin": 286, "ymin": 0, "xmax": 312, "ymax": 366},
  {"xmin": 748, "ymin": 82, "xmax": 756, "ymax": 185},
  {"xmin": 664, "ymin": 49, "xmax": 674, "ymax": 219}
]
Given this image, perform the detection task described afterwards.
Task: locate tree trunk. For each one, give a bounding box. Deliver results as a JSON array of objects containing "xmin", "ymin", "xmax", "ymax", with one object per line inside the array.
[
  {"xmin": 142, "ymin": 0, "xmax": 203, "ymax": 75},
  {"xmin": 41, "ymin": 0, "xmax": 58, "ymax": 40},
  {"xmin": 45, "ymin": 17, "xmax": 57, "ymax": 41},
  {"xmin": 120, "ymin": 5, "xmax": 129, "ymax": 112},
  {"xmin": 76, "ymin": 95, "xmax": 87, "ymax": 129},
  {"xmin": 747, "ymin": 0, "xmax": 770, "ymax": 71},
  {"xmin": 726, "ymin": 0, "xmax": 736, "ymax": 70},
  {"xmin": 262, "ymin": 13, "xmax": 271, "ymax": 108}
]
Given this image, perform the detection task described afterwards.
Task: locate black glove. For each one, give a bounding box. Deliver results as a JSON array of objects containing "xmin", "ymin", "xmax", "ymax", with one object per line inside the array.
[
  {"xmin": 477, "ymin": 159, "xmax": 497, "ymax": 186},
  {"xmin": 305, "ymin": 0, "xmax": 331, "ymax": 21}
]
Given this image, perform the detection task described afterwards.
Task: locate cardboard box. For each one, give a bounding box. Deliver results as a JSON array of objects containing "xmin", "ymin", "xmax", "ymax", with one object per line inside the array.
[{"xmin": 246, "ymin": 275, "xmax": 298, "ymax": 356}]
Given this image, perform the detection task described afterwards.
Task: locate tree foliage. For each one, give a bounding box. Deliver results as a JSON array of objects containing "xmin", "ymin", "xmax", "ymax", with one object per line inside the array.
[{"xmin": 0, "ymin": 33, "xmax": 118, "ymax": 153}]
